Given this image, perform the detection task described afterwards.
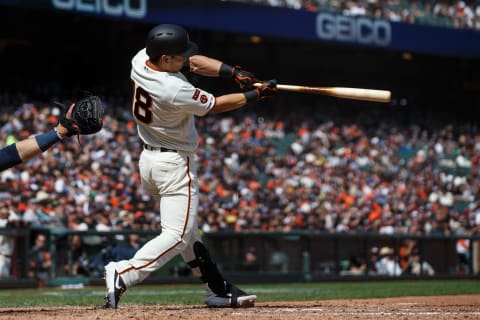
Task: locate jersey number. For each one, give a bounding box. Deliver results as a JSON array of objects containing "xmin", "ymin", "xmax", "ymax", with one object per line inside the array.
[{"xmin": 133, "ymin": 86, "xmax": 153, "ymax": 124}]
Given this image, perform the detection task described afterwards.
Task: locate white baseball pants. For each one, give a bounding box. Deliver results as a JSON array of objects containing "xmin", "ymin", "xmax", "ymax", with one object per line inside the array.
[{"xmin": 114, "ymin": 149, "xmax": 202, "ymax": 287}]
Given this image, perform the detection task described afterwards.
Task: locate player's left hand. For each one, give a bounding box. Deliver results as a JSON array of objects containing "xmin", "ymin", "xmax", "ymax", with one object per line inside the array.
[
  {"xmin": 256, "ymin": 79, "xmax": 277, "ymax": 100},
  {"xmin": 232, "ymin": 66, "xmax": 259, "ymax": 90}
]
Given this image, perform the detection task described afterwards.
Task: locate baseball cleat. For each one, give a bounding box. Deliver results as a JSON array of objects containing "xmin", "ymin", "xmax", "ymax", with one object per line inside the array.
[
  {"xmin": 103, "ymin": 262, "xmax": 126, "ymax": 309},
  {"xmin": 204, "ymin": 286, "xmax": 256, "ymax": 308},
  {"xmin": 236, "ymin": 294, "xmax": 257, "ymax": 307}
]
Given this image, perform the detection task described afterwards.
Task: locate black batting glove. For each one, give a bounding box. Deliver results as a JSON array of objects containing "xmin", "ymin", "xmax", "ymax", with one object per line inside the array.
[
  {"xmin": 232, "ymin": 66, "xmax": 258, "ymax": 90},
  {"xmin": 219, "ymin": 64, "xmax": 259, "ymax": 90},
  {"xmin": 244, "ymin": 79, "xmax": 277, "ymax": 102},
  {"xmin": 257, "ymin": 79, "xmax": 277, "ymax": 99}
]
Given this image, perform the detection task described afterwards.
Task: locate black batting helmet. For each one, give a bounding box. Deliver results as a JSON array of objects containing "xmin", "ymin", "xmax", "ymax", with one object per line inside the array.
[{"xmin": 146, "ymin": 24, "xmax": 198, "ymax": 60}]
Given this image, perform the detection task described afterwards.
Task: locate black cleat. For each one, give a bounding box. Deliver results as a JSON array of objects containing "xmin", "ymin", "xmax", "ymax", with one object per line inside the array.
[{"xmin": 204, "ymin": 282, "xmax": 256, "ymax": 308}]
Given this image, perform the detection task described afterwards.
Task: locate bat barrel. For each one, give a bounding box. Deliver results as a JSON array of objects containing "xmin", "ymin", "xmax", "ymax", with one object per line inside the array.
[
  {"xmin": 322, "ymin": 87, "xmax": 391, "ymax": 103},
  {"xmin": 254, "ymin": 83, "xmax": 391, "ymax": 103}
]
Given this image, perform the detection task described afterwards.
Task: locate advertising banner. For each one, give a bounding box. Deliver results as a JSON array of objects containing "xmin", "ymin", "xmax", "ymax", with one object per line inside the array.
[{"xmin": 1, "ymin": 0, "xmax": 479, "ymax": 58}]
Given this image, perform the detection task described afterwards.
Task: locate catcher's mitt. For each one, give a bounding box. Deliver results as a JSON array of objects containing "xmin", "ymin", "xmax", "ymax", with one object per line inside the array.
[{"xmin": 59, "ymin": 95, "xmax": 104, "ymax": 137}]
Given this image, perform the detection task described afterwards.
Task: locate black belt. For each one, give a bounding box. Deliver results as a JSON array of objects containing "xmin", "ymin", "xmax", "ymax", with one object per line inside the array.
[{"xmin": 144, "ymin": 144, "xmax": 177, "ymax": 152}]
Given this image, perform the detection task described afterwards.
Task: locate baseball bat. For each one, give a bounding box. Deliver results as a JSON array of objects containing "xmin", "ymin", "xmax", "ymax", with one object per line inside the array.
[{"xmin": 254, "ymin": 83, "xmax": 391, "ymax": 103}]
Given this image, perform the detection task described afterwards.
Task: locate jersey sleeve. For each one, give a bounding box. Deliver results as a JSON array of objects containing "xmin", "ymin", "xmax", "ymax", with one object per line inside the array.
[{"xmin": 172, "ymin": 85, "xmax": 215, "ymax": 117}]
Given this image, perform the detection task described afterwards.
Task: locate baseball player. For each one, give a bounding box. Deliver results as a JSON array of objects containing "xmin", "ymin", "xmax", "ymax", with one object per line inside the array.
[
  {"xmin": 104, "ymin": 24, "xmax": 277, "ymax": 309},
  {"xmin": 0, "ymin": 94, "xmax": 102, "ymax": 172}
]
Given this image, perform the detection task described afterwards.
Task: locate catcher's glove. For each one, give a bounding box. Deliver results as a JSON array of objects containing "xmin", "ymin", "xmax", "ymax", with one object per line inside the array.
[{"xmin": 59, "ymin": 95, "xmax": 104, "ymax": 137}]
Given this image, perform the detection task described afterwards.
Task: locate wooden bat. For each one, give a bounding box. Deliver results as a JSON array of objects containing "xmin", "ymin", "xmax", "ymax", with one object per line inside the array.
[{"xmin": 254, "ymin": 83, "xmax": 391, "ymax": 103}]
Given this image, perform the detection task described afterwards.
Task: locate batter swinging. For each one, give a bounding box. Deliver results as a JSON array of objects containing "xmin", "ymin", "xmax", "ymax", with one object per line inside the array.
[{"xmin": 104, "ymin": 24, "xmax": 277, "ymax": 309}]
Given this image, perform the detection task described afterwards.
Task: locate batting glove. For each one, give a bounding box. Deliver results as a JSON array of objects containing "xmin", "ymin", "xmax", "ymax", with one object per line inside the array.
[
  {"xmin": 220, "ymin": 64, "xmax": 259, "ymax": 90},
  {"xmin": 244, "ymin": 79, "xmax": 277, "ymax": 102}
]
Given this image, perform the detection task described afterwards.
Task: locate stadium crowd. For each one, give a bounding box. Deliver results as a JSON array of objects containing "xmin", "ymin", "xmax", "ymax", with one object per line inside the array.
[
  {"xmin": 0, "ymin": 91, "xmax": 478, "ymax": 281},
  {"xmin": 0, "ymin": 93, "xmax": 478, "ymax": 239},
  {"xmin": 225, "ymin": 0, "xmax": 480, "ymax": 30}
]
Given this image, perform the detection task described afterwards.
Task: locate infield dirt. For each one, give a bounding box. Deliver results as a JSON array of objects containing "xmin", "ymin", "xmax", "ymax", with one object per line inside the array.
[{"xmin": 0, "ymin": 295, "xmax": 478, "ymax": 319}]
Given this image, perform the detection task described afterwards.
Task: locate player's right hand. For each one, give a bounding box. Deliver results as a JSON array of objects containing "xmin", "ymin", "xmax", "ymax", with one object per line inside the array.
[
  {"xmin": 232, "ymin": 66, "xmax": 259, "ymax": 90},
  {"xmin": 256, "ymin": 79, "xmax": 277, "ymax": 100}
]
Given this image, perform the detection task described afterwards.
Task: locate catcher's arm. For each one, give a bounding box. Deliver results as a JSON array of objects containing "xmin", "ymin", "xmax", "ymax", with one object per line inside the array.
[
  {"xmin": 0, "ymin": 127, "xmax": 64, "ymax": 171},
  {"xmin": 0, "ymin": 95, "xmax": 103, "ymax": 172},
  {"xmin": 0, "ymin": 104, "xmax": 79, "ymax": 171}
]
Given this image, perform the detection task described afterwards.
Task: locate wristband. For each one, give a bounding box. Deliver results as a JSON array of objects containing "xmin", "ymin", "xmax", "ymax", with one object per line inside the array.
[
  {"xmin": 35, "ymin": 129, "xmax": 61, "ymax": 152},
  {"xmin": 244, "ymin": 90, "xmax": 258, "ymax": 103},
  {"xmin": 0, "ymin": 144, "xmax": 22, "ymax": 171},
  {"xmin": 219, "ymin": 63, "xmax": 234, "ymax": 78}
]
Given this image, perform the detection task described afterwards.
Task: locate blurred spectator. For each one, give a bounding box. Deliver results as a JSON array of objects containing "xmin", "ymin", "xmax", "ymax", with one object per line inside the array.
[
  {"xmin": 224, "ymin": 0, "xmax": 480, "ymax": 30},
  {"xmin": 376, "ymin": 246, "xmax": 402, "ymax": 276},
  {"xmin": 76, "ymin": 214, "xmax": 106, "ymax": 247},
  {"xmin": 0, "ymin": 203, "xmax": 14, "ymax": 278},
  {"xmin": 28, "ymin": 233, "xmax": 51, "ymax": 285},
  {"xmin": 64, "ymin": 234, "xmax": 89, "ymax": 277},
  {"xmin": 398, "ymin": 239, "xmax": 416, "ymax": 272},
  {"xmin": 367, "ymin": 246, "xmax": 380, "ymax": 274},
  {"xmin": 0, "ymin": 92, "xmax": 479, "ymax": 240},
  {"xmin": 242, "ymin": 245, "xmax": 259, "ymax": 271},
  {"xmin": 104, "ymin": 233, "xmax": 142, "ymax": 263},
  {"xmin": 456, "ymin": 238, "xmax": 471, "ymax": 274},
  {"xmin": 405, "ymin": 248, "xmax": 435, "ymax": 276},
  {"xmin": 344, "ymin": 256, "xmax": 367, "ymax": 275}
]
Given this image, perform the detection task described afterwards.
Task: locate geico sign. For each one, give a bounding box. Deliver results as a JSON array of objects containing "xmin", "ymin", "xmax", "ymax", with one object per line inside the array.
[
  {"xmin": 316, "ymin": 13, "xmax": 391, "ymax": 46},
  {"xmin": 52, "ymin": 0, "xmax": 147, "ymax": 19}
]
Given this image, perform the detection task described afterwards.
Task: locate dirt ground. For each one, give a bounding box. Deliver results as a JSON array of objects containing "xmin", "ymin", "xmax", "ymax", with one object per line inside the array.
[{"xmin": 0, "ymin": 295, "xmax": 479, "ymax": 320}]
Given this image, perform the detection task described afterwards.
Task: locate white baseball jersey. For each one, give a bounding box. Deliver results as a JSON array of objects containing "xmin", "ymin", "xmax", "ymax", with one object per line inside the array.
[{"xmin": 130, "ymin": 48, "xmax": 215, "ymax": 153}]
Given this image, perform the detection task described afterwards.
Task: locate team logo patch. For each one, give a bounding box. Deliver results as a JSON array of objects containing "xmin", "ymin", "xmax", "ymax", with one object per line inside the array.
[
  {"xmin": 200, "ymin": 95, "xmax": 208, "ymax": 104},
  {"xmin": 192, "ymin": 89, "xmax": 200, "ymax": 101}
]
